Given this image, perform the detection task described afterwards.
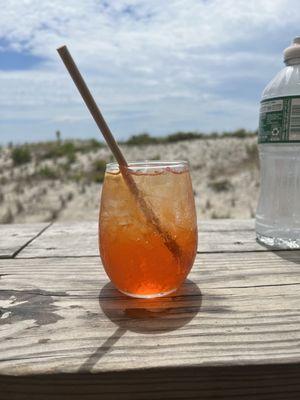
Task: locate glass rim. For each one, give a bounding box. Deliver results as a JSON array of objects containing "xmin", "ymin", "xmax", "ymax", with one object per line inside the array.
[{"xmin": 106, "ymin": 160, "xmax": 189, "ymax": 171}]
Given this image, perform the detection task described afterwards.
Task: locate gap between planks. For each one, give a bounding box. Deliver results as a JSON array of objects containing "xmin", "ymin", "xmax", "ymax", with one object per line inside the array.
[
  {"xmin": 12, "ymin": 223, "xmax": 53, "ymax": 259},
  {"xmin": 15, "ymin": 248, "xmax": 294, "ymax": 259}
]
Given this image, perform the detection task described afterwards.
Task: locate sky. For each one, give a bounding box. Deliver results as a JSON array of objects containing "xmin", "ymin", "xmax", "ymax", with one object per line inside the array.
[{"xmin": 0, "ymin": 0, "xmax": 300, "ymax": 144}]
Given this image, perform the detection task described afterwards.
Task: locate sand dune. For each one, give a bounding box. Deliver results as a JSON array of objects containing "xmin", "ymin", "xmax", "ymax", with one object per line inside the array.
[{"xmin": 0, "ymin": 136, "xmax": 259, "ymax": 224}]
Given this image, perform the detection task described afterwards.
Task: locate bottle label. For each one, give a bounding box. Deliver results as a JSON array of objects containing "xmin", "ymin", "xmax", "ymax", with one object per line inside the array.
[{"xmin": 258, "ymin": 96, "xmax": 300, "ymax": 143}]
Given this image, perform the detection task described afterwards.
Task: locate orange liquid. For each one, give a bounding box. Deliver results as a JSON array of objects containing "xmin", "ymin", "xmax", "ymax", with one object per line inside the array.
[{"xmin": 99, "ymin": 167, "xmax": 197, "ymax": 297}]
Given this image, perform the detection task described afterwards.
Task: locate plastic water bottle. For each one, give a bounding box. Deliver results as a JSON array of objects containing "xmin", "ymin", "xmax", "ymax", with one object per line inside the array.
[{"xmin": 256, "ymin": 37, "xmax": 300, "ymax": 248}]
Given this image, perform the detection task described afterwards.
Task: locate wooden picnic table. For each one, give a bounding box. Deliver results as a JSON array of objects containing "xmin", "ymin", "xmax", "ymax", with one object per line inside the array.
[{"xmin": 0, "ymin": 219, "xmax": 299, "ymax": 399}]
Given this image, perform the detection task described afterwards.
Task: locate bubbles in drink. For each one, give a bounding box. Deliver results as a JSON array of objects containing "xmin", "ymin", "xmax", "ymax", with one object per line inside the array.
[{"xmin": 99, "ymin": 163, "xmax": 197, "ymax": 298}]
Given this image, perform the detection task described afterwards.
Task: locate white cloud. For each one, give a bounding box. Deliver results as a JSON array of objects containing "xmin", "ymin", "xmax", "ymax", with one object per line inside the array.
[{"xmin": 0, "ymin": 0, "xmax": 299, "ymax": 142}]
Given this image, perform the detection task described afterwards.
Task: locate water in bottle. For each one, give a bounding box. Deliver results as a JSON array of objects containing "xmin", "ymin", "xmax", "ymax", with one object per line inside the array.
[{"xmin": 256, "ymin": 37, "xmax": 300, "ymax": 248}]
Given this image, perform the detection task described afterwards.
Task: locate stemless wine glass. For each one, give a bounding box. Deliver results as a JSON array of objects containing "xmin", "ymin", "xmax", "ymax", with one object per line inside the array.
[{"xmin": 99, "ymin": 161, "xmax": 198, "ymax": 298}]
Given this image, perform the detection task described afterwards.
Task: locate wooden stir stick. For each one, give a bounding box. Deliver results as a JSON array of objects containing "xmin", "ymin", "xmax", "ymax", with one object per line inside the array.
[{"xmin": 57, "ymin": 45, "xmax": 181, "ymax": 260}]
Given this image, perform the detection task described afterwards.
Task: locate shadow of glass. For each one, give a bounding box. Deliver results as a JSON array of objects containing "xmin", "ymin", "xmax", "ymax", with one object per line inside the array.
[
  {"xmin": 99, "ymin": 279, "xmax": 202, "ymax": 334},
  {"xmin": 273, "ymin": 250, "xmax": 300, "ymax": 265},
  {"xmin": 79, "ymin": 280, "xmax": 202, "ymax": 372}
]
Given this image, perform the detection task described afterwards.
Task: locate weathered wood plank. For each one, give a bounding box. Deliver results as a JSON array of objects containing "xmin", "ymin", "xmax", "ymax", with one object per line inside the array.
[
  {"xmin": 1, "ymin": 251, "xmax": 300, "ymax": 378},
  {"xmin": 198, "ymin": 229, "xmax": 265, "ymax": 252},
  {"xmin": 16, "ymin": 219, "xmax": 264, "ymax": 258},
  {"xmin": 16, "ymin": 221, "xmax": 98, "ymax": 258},
  {"xmin": 0, "ymin": 223, "xmax": 50, "ymax": 259},
  {"xmin": 1, "ymin": 364, "xmax": 300, "ymax": 400},
  {"xmin": 2, "ymin": 251, "xmax": 300, "ymax": 293},
  {"xmin": 199, "ymin": 218, "xmax": 255, "ymax": 232}
]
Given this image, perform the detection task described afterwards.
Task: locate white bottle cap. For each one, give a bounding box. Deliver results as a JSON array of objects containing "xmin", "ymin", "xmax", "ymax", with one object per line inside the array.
[{"xmin": 283, "ymin": 37, "xmax": 300, "ymax": 63}]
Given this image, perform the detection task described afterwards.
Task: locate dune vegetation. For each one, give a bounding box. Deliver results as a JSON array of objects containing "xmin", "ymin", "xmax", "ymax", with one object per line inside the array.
[{"xmin": 0, "ymin": 130, "xmax": 259, "ymax": 224}]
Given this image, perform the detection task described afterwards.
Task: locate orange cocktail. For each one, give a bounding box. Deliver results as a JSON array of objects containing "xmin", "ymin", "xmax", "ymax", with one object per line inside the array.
[{"xmin": 99, "ymin": 161, "xmax": 197, "ymax": 298}]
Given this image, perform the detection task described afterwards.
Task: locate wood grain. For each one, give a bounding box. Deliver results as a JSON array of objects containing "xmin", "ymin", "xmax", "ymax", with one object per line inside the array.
[
  {"xmin": 1, "ymin": 364, "xmax": 300, "ymax": 400},
  {"xmin": 2, "ymin": 251, "xmax": 300, "ymax": 293},
  {"xmin": 199, "ymin": 218, "xmax": 255, "ymax": 232},
  {"xmin": 1, "ymin": 219, "xmax": 300, "ymax": 399},
  {"xmin": 0, "ymin": 223, "xmax": 50, "ymax": 259},
  {"xmin": 16, "ymin": 221, "xmax": 98, "ymax": 258},
  {"xmin": 17, "ymin": 219, "xmax": 264, "ymax": 258},
  {"xmin": 198, "ymin": 229, "xmax": 266, "ymax": 253},
  {"xmin": 1, "ymin": 251, "xmax": 300, "ymax": 378}
]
